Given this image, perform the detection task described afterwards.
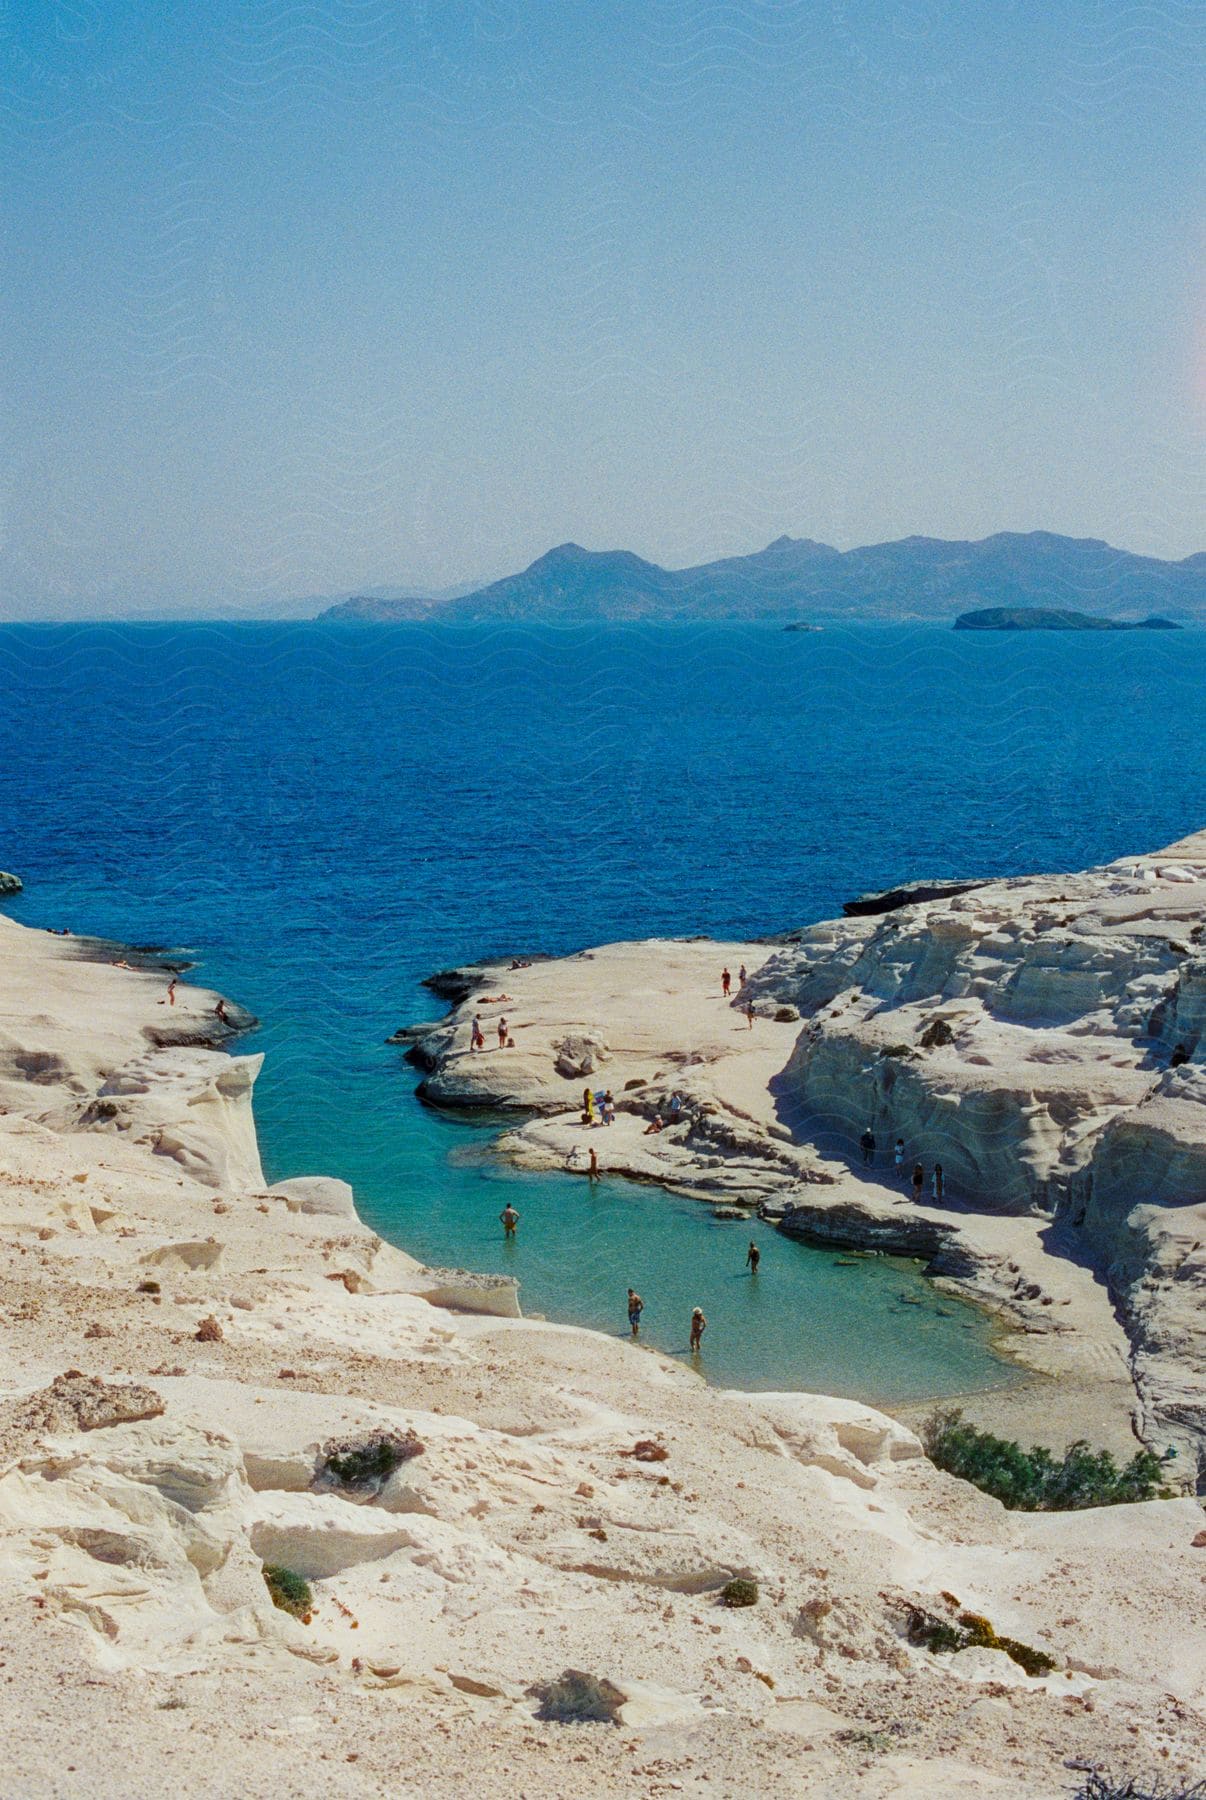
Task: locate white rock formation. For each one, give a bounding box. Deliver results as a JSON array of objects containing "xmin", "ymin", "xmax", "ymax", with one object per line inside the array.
[{"xmin": 0, "ymin": 898, "xmax": 1204, "ymax": 1794}]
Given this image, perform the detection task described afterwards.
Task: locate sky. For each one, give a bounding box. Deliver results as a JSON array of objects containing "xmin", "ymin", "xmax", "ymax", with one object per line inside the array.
[{"xmin": 2, "ymin": 1, "xmax": 1203, "ymax": 616}]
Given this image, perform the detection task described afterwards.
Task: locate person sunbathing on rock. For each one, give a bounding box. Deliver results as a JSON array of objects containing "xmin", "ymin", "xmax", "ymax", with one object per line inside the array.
[{"xmin": 643, "ymin": 1114, "xmax": 665, "ymax": 1135}]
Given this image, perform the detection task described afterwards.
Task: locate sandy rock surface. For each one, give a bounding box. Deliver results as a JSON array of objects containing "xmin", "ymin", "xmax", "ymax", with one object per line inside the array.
[{"xmin": 0, "ymin": 897, "xmax": 1204, "ymax": 1796}]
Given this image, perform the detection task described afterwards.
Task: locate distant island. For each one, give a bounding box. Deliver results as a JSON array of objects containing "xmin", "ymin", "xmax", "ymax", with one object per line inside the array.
[
  {"xmin": 954, "ymin": 606, "xmax": 1182, "ymax": 633},
  {"xmin": 317, "ymin": 530, "xmax": 1206, "ymax": 627}
]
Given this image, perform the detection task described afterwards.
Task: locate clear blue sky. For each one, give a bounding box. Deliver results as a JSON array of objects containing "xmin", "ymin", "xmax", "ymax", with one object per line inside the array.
[{"xmin": 2, "ymin": 1, "xmax": 1202, "ymax": 614}]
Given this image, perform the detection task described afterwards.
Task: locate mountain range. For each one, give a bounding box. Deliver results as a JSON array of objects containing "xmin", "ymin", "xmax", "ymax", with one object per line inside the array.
[{"xmin": 319, "ymin": 531, "xmax": 1206, "ymax": 626}]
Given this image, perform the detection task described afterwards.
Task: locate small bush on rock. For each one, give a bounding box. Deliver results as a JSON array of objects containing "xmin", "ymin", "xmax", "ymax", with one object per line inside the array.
[
  {"xmin": 905, "ymin": 1605, "xmax": 1056, "ymax": 1676},
  {"xmin": 262, "ymin": 1565, "xmax": 312, "ymax": 1621},
  {"xmin": 719, "ymin": 1578, "xmax": 759, "ymax": 1608},
  {"xmin": 528, "ymin": 1669, "xmax": 626, "ymax": 1725},
  {"xmin": 922, "ymin": 1409, "xmax": 1165, "ymax": 1511},
  {"xmin": 320, "ymin": 1430, "xmax": 425, "ymax": 1490}
]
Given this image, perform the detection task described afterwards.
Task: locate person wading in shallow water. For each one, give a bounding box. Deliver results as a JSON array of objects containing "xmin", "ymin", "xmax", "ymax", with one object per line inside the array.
[
  {"xmin": 745, "ymin": 1240, "xmax": 760, "ymax": 1275},
  {"xmin": 689, "ymin": 1307, "xmax": 706, "ymax": 1353},
  {"xmin": 627, "ymin": 1289, "xmax": 643, "ymax": 1337},
  {"xmin": 499, "ymin": 1204, "xmax": 519, "ymax": 1238}
]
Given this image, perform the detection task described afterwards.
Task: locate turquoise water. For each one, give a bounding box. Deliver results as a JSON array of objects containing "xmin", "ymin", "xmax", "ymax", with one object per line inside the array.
[{"xmin": 3, "ymin": 622, "xmax": 1203, "ymax": 1399}]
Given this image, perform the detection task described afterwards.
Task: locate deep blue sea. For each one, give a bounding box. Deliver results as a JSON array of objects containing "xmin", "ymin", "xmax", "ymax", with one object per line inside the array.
[{"xmin": 2, "ymin": 622, "xmax": 1203, "ymax": 1402}]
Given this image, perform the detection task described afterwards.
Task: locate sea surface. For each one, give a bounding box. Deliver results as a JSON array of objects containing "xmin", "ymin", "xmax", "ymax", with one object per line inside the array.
[{"xmin": 2, "ymin": 622, "xmax": 1203, "ymax": 1402}]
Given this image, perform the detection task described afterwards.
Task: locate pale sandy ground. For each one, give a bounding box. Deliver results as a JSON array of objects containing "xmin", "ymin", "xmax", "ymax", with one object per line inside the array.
[
  {"xmin": 410, "ymin": 939, "xmax": 1143, "ymax": 1458},
  {"xmin": 0, "ymin": 911, "xmax": 1204, "ymax": 1798}
]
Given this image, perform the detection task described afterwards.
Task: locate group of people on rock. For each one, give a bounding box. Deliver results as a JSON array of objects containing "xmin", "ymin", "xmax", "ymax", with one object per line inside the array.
[
  {"xmin": 470, "ymin": 1012, "xmax": 514, "ymax": 1052},
  {"xmin": 858, "ymin": 1127, "xmax": 944, "ymax": 1201},
  {"xmin": 581, "ymin": 1086, "xmax": 616, "ymax": 1126},
  {"xmin": 720, "ymin": 965, "xmax": 758, "ymax": 1027}
]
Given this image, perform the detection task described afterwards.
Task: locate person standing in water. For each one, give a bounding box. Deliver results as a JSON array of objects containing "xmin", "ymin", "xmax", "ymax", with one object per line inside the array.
[
  {"xmin": 745, "ymin": 1240, "xmax": 760, "ymax": 1274},
  {"xmin": 721, "ymin": 967, "xmax": 731, "ymax": 997},
  {"xmin": 689, "ymin": 1307, "xmax": 706, "ymax": 1353},
  {"xmin": 499, "ymin": 1204, "xmax": 519, "ymax": 1238},
  {"xmin": 860, "ymin": 1127, "xmax": 875, "ymax": 1166},
  {"xmin": 627, "ymin": 1289, "xmax": 643, "ymax": 1337}
]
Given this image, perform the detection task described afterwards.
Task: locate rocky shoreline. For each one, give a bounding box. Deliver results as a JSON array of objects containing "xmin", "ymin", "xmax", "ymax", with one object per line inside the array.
[
  {"xmin": 401, "ymin": 834, "xmax": 1206, "ymax": 1482},
  {"xmin": 2, "ymin": 885, "xmax": 1205, "ymax": 1795}
]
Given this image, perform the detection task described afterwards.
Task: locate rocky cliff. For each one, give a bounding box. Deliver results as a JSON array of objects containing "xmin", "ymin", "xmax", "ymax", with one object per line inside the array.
[{"xmin": 747, "ymin": 830, "xmax": 1206, "ymax": 1476}]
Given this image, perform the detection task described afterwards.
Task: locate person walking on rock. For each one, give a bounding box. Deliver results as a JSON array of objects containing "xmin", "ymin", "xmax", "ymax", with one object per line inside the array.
[
  {"xmin": 860, "ymin": 1127, "xmax": 875, "ymax": 1166},
  {"xmin": 745, "ymin": 1002, "xmax": 755, "ymax": 1029},
  {"xmin": 627, "ymin": 1289, "xmax": 644, "ymax": 1337},
  {"xmin": 911, "ymin": 1162, "xmax": 924, "ymax": 1203},
  {"xmin": 745, "ymin": 1240, "xmax": 761, "ymax": 1275},
  {"xmin": 500, "ymin": 1204, "xmax": 519, "ymax": 1238},
  {"xmin": 471, "ymin": 1016, "xmax": 485, "ymax": 1052},
  {"xmin": 497, "ymin": 1015, "xmax": 508, "ymax": 1049},
  {"xmin": 588, "ymin": 1148, "xmax": 600, "ymax": 1183},
  {"xmin": 931, "ymin": 1163, "xmax": 945, "ymax": 1202},
  {"xmin": 689, "ymin": 1307, "xmax": 706, "ymax": 1353},
  {"xmin": 721, "ymin": 967, "xmax": 732, "ymax": 998},
  {"xmin": 894, "ymin": 1137, "xmax": 905, "ymax": 1174}
]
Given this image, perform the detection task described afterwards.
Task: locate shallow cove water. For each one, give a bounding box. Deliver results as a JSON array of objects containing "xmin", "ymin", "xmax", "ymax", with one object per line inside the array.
[{"xmin": 3, "ymin": 622, "xmax": 1204, "ymax": 1400}]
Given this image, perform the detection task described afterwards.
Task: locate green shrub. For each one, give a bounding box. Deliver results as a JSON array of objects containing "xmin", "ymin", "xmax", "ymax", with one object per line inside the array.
[
  {"xmin": 320, "ymin": 1430, "xmax": 424, "ymax": 1490},
  {"xmin": 922, "ymin": 1409, "xmax": 1165, "ymax": 1511},
  {"xmin": 905, "ymin": 1605, "xmax": 1056, "ymax": 1677},
  {"xmin": 262, "ymin": 1565, "xmax": 312, "ymax": 1621},
  {"xmin": 719, "ymin": 1578, "xmax": 759, "ymax": 1608},
  {"xmin": 528, "ymin": 1669, "xmax": 625, "ymax": 1725}
]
